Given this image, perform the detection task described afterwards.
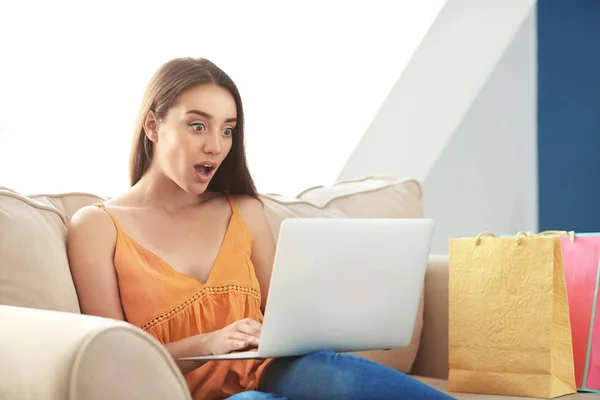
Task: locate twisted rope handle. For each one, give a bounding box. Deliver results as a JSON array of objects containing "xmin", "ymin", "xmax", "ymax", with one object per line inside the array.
[
  {"xmin": 535, "ymin": 230, "xmax": 575, "ymax": 242},
  {"xmin": 516, "ymin": 230, "xmax": 574, "ymax": 244},
  {"xmin": 473, "ymin": 230, "xmax": 576, "ymax": 246},
  {"xmin": 515, "ymin": 231, "xmax": 531, "ymax": 244},
  {"xmin": 535, "ymin": 230, "xmax": 569, "ymax": 237},
  {"xmin": 475, "ymin": 231, "xmax": 497, "ymax": 245}
]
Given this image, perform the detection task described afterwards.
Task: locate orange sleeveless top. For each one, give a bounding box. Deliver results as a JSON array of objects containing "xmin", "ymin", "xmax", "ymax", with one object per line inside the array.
[{"xmin": 94, "ymin": 195, "xmax": 272, "ymax": 400}]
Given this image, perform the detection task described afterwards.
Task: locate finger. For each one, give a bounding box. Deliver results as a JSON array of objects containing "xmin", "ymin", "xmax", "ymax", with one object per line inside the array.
[
  {"xmin": 241, "ymin": 317, "xmax": 261, "ymax": 327},
  {"xmin": 230, "ymin": 332, "xmax": 260, "ymax": 347},
  {"xmin": 236, "ymin": 322, "xmax": 261, "ymax": 337},
  {"xmin": 223, "ymin": 339, "xmax": 250, "ymax": 353},
  {"xmin": 239, "ymin": 319, "xmax": 262, "ymax": 334},
  {"xmin": 234, "ymin": 332, "xmax": 260, "ymax": 346},
  {"xmin": 226, "ymin": 339, "xmax": 248, "ymax": 352}
]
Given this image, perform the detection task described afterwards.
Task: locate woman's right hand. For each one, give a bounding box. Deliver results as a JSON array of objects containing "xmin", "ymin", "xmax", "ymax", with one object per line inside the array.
[{"xmin": 205, "ymin": 318, "xmax": 262, "ymax": 355}]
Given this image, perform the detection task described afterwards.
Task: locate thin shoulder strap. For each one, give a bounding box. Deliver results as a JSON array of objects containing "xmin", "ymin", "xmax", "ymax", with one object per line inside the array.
[
  {"xmin": 93, "ymin": 203, "xmax": 122, "ymax": 231},
  {"xmin": 225, "ymin": 193, "xmax": 237, "ymax": 214}
]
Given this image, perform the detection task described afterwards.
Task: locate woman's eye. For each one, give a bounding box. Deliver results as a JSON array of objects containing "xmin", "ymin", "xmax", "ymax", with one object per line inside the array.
[
  {"xmin": 190, "ymin": 123, "xmax": 206, "ymax": 132},
  {"xmin": 223, "ymin": 127, "xmax": 234, "ymax": 136}
]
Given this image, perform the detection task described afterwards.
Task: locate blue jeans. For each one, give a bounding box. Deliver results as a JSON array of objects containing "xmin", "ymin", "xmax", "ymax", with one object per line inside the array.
[{"xmin": 228, "ymin": 351, "xmax": 455, "ymax": 400}]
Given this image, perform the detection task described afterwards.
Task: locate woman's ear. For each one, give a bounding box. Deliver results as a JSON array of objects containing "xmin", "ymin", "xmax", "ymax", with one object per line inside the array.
[{"xmin": 143, "ymin": 111, "xmax": 159, "ymax": 143}]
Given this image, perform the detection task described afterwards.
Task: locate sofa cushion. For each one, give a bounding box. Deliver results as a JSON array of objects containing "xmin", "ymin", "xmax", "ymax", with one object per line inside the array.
[
  {"xmin": 259, "ymin": 176, "xmax": 425, "ymax": 374},
  {"xmin": 260, "ymin": 176, "xmax": 423, "ymax": 240},
  {"xmin": 29, "ymin": 191, "xmax": 105, "ymax": 222},
  {"xmin": 0, "ymin": 189, "xmax": 81, "ymax": 313}
]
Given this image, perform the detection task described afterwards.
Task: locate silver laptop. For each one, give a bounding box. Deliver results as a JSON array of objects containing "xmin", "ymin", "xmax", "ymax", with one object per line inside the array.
[{"xmin": 180, "ymin": 217, "xmax": 434, "ymax": 361}]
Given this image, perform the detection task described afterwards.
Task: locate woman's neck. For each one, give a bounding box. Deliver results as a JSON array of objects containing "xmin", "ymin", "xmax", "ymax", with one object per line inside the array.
[{"xmin": 131, "ymin": 166, "xmax": 209, "ymax": 212}]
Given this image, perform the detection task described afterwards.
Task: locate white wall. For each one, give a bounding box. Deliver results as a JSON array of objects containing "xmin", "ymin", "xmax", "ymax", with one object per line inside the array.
[
  {"xmin": 423, "ymin": 9, "xmax": 537, "ymax": 253},
  {"xmin": 336, "ymin": 0, "xmax": 536, "ymax": 184}
]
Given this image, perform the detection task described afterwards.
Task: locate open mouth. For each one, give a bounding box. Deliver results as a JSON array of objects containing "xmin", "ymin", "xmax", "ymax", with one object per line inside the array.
[{"xmin": 194, "ymin": 162, "xmax": 217, "ymax": 177}]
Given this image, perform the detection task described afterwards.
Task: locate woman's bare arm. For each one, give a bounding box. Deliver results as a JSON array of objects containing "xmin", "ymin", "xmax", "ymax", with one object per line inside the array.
[
  {"xmin": 67, "ymin": 206, "xmax": 209, "ymax": 374},
  {"xmin": 67, "ymin": 206, "xmax": 125, "ymax": 320},
  {"xmin": 235, "ymin": 196, "xmax": 276, "ymax": 311}
]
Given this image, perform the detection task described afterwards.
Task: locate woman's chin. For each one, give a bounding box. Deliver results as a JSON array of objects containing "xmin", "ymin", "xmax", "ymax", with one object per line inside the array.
[{"xmin": 174, "ymin": 179, "xmax": 209, "ymax": 197}]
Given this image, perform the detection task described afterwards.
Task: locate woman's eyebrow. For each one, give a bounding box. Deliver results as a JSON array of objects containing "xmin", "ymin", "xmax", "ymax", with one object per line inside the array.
[{"xmin": 186, "ymin": 109, "xmax": 237, "ymax": 123}]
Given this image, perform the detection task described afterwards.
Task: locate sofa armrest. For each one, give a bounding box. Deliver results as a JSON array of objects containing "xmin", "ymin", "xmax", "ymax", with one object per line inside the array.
[
  {"xmin": 410, "ymin": 255, "xmax": 449, "ymax": 379},
  {"xmin": 0, "ymin": 305, "xmax": 191, "ymax": 400}
]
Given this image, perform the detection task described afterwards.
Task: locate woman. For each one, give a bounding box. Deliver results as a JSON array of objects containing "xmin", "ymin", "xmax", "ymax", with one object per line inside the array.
[{"xmin": 67, "ymin": 57, "xmax": 453, "ymax": 400}]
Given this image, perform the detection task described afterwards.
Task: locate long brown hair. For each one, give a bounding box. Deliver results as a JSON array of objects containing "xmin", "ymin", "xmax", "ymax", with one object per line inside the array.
[{"xmin": 129, "ymin": 57, "xmax": 258, "ymax": 198}]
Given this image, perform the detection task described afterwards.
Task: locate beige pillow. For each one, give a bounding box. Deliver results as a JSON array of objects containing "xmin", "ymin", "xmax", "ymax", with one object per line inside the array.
[
  {"xmin": 298, "ymin": 176, "xmax": 422, "ymax": 216},
  {"xmin": 260, "ymin": 176, "xmax": 423, "ymax": 240},
  {"xmin": 0, "ymin": 189, "xmax": 81, "ymax": 313},
  {"xmin": 260, "ymin": 176, "xmax": 425, "ymax": 373},
  {"xmin": 29, "ymin": 191, "xmax": 105, "ymax": 222}
]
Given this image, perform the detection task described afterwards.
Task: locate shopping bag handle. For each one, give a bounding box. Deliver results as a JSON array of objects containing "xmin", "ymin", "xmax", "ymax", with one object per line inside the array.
[
  {"xmin": 475, "ymin": 231, "xmax": 497, "ymax": 245},
  {"xmin": 535, "ymin": 230, "xmax": 575, "ymax": 242},
  {"xmin": 515, "ymin": 230, "xmax": 572, "ymax": 244},
  {"xmin": 536, "ymin": 230, "xmax": 569, "ymax": 236},
  {"xmin": 515, "ymin": 231, "xmax": 532, "ymax": 244},
  {"xmin": 474, "ymin": 230, "xmax": 575, "ymax": 246}
]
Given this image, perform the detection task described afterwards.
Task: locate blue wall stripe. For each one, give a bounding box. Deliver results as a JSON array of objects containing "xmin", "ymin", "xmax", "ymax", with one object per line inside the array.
[{"xmin": 537, "ymin": 0, "xmax": 600, "ymax": 232}]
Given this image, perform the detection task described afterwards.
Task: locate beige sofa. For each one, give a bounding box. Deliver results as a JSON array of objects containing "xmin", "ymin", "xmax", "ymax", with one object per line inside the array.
[{"xmin": 0, "ymin": 177, "xmax": 593, "ymax": 399}]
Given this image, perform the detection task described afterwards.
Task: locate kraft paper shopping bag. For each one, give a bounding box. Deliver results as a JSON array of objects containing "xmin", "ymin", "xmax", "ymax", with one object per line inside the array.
[
  {"xmin": 561, "ymin": 233, "xmax": 600, "ymax": 392},
  {"xmin": 448, "ymin": 231, "xmax": 577, "ymax": 398}
]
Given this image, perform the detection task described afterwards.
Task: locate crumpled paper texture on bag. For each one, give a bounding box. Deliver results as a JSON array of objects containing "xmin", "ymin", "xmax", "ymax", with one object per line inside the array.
[{"xmin": 448, "ymin": 235, "xmax": 576, "ymax": 398}]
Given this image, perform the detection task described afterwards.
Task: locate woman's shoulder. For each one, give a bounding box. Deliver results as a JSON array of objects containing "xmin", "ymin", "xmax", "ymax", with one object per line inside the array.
[
  {"xmin": 70, "ymin": 190, "xmax": 133, "ymax": 226},
  {"xmin": 230, "ymin": 194, "xmax": 264, "ymax": 219},
  {"xmin": 69, "ymin": 203, "xmax": 117, "ymax": 239},
  {"xmin": 67, "ymin": 204, "xmax": 119, "ymax": 272},
  {"xmin": 229, "ymin": 194, "xmax": 272, "ymax": 243},
  {"xmin": 68, "ymin": 190, "xmax": 137, "ymax": 239}
]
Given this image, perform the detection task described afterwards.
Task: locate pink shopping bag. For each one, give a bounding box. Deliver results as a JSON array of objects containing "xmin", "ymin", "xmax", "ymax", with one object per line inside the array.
[{"xmin": 561, "ymin": 233, "xmax": 600, "ymax": 392}]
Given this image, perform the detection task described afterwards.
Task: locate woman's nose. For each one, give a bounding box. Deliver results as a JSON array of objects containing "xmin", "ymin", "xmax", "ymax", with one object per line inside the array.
[{"xmin": 203, "ymin": 132, "xmax": 222, "ymax": 155}]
